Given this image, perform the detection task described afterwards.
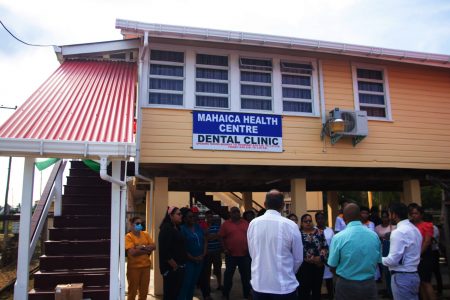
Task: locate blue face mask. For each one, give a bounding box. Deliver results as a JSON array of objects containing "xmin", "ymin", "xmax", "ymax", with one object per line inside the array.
[{"xmin": 134, "ymin": 224, "xmax": 143, "ymax": 231}]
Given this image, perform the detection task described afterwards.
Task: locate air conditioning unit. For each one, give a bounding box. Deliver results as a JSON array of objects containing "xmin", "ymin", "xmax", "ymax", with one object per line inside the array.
[{"xmin": 329, "ymin": 108, "xmax": 368, "ymax": 136}]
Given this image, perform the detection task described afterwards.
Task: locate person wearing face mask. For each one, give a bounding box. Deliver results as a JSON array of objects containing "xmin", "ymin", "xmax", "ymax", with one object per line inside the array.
[{"xmin": 125, "ymin": 216, "xmax": 156, "ymax": 300}]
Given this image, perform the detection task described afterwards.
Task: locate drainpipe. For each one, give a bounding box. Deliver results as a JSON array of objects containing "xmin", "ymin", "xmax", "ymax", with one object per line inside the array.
[
  {"xmin": 99, "ymin": 157, "xmax": 126, "ymax": 187},
  {"xmin": 140, "ymin": 31, "xmax": 149, "ymax": 61},
  {"xmin": 318, "ymin": 59, "xmax": 327, "ymax": 125},
  {"xmin": 135, "ymin": 31, "xmax": 155, "ymax": 234}
]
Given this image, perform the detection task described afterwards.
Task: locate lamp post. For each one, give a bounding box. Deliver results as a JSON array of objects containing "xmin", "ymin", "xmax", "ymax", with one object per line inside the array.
[{"xmin": 1, "ymin": 105, "xmax": 16, "ymax": 263}]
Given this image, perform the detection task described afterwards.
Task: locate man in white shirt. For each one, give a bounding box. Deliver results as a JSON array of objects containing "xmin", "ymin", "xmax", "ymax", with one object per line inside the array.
[
  {"xmin": 334, "ymin": 201, "xmax": 349, "ymax": 233},
  {"xmin": 382, "ymin": 202, "xmax": 422, "ymax": 300},
  {"xmin": 247, "ymin": 189, "xmax": 303, "ymax": 299},
  {"xmin": 315, "ymin": 211, "xmax": 334, "ymax": 300}
]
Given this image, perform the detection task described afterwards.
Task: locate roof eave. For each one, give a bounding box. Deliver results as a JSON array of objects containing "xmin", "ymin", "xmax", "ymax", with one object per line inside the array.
[
  {"xmin": 0, "ymin": 138, "xmax": 136, "ymax": 160},
  {"xmin": 115, "ymin": 19, "xmax": 450, "ymax": 69},
  {"xmin": 54, "ymin": 38, "xmax": 141, "ymax": 63}
]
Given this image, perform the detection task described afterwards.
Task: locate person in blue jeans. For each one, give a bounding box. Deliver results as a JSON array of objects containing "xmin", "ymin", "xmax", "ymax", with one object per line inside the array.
[
  {"xmin": 178, "ymin": 208, "xmax": 206, "ymax": 300},
  {"xmin": 219, "ymin": 207, "xmax": 251, "ymax": 299}
]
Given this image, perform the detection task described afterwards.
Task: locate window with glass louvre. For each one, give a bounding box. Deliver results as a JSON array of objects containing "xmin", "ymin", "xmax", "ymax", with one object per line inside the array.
[
  {"xmin": 149, "ymin": 50, "xmax": 185, "ymax": 105},
  {"xmin": 354, "ymin": 67, "xmax": 390, "ymax": 119},
  {"xmin": 240, "ymin": 58, "xmax": 273, "ymax": 111},
  {"xmin": 281, "ymin": 61, "xmax": 313, "ymax": 113},
  {"xmin": 195, "ymin": 54, "xmax": 229, "ymax": 108}
]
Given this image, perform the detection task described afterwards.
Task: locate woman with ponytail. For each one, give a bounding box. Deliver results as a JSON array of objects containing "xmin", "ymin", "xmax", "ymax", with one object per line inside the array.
[{"xmin": 158, "ymin": 207, "xmax": 187, "ymax": 300}]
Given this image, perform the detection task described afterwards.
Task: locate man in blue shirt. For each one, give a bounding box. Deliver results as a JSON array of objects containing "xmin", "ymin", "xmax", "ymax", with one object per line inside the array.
[{"xmin": 328, "ymin": 203, "xmax": 381, "ymax": 300}]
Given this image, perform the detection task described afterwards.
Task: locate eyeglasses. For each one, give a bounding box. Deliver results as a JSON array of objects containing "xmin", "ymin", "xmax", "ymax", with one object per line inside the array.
[{"xmin": 303, "ymin": 220, "xmax": 312, "ymax": 223}]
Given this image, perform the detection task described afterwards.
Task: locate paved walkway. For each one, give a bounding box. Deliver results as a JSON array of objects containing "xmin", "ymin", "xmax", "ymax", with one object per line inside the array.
[{"xmin": 131, "ymin": 261, "xmax": 450, "ymax": 300}]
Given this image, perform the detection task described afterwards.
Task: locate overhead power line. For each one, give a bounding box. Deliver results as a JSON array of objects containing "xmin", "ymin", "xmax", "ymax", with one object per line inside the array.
[{"xmin": 0, "ymin": 19, "xmax": 55, "ymax": 47}]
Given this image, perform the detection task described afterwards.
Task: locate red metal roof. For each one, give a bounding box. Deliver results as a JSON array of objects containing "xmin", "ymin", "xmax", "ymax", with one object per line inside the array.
[{"xmin": 0, "ymin": 60, "xmax": 136, "ymax": 143}]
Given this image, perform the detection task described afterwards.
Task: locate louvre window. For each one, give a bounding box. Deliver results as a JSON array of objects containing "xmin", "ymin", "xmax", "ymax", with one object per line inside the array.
[
  {"xmin": 240, "ymin": 58, "xmax": 273, "ymax": 111},
  {"xmin": 195, "ymin": 54, "xmax": 229, "ymax": 108},
  {"xmin": 281, "ymin": 61, "xmax": 313, "ymax": 113},
  {"xmin": 149, "ymin": 50, "xmax": 184, "ymax": 106},
  {"xmin": 354, "ymin": 67, "xmax": 390, "ymax": 118}
]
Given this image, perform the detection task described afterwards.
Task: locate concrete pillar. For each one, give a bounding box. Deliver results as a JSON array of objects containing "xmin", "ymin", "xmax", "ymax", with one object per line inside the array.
[
  {"xmin": 327, "ymin": 191, "xmax": 339, "ymax": 229},
  {"xmin": 153, "ymin": 177, "xmax": 168, "ymax": 296},
  {"xmin": 368, "ymin": 191, "xmax": 373, "ymax": 209},
  {"xmin": 291, "ymin": 178, "xmax": 307, "ymax": 219},
  {"xmin": 14, "ymin": 157, "xmax": 35, "ymax": 300},
  {"xmin": 402, "ymin": 179, "xmax": 421, "ymax": 205},
  {"xmin": 242, "ymin": 192, "xmax": 253, "ymax": 211},
  {"xmin": 306, "ymin": 192, "xmax": 323, "ymax": 211}
]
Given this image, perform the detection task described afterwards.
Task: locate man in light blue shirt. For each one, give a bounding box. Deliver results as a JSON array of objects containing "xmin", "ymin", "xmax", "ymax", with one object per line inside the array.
[{"xmin": 328, "ymin": 203, "xmax": 381, "ymax": 300}]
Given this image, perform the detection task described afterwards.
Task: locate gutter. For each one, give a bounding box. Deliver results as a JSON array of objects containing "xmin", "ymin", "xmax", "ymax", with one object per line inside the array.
[
  {"xmin": 0, "ymin": 138, "xmax": 135, "ymax": 160},
  {"xmin": 116, "ymin": 19, "xmax": 450, "ymax": 69}
]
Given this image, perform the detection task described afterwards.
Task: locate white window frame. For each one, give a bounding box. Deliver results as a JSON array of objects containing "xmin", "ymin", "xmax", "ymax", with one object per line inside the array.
[
  {"xmin": 280, "ymin": 60, "xmax": 315, "ymax": 115},
  {"xmin": 143, "ymin": 43, "xmax": 320, "ymax": 117},
  {"xmin": 239, "ymin": 56, "xmax": 274, "ymax": 112},
  {"xmin": 148, "ymin": 48, "xmax": 186, "ymax": 108},
  {"xmin": 352, "ymin": 63, "xmax": 392, "ymax": 121},
  {"xmin": 194, "ymin": 53, "xmax": 230, "ymax": 110}
]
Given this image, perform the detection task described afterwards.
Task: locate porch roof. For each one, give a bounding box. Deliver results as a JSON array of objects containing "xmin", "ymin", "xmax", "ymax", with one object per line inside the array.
[{"xmin": 0, "ymin": 60, "xmax": 137, "ymax": 159}]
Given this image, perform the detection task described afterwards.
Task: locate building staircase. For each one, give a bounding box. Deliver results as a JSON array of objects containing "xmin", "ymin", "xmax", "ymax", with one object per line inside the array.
[
  {"xmin": 191, "ymin": 192, "xmax": 230, "ymax": 219},
  {"xmin": 29, "ymin": 161, "xmax": 111, "ymax": 300}
]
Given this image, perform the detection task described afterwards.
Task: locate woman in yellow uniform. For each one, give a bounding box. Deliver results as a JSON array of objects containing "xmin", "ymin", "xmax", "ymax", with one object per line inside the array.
[{"xmin": 126, "ymin": 216, "xmax": 156, "ymax": 300}]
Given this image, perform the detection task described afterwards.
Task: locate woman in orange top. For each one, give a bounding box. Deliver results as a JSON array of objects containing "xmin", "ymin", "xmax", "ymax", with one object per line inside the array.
[{"xmin": 125, "ymin": 216, "xmax": 156, "ymax": 300}]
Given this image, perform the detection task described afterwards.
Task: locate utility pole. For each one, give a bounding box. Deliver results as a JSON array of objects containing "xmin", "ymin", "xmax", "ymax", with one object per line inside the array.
[
  {"xmin": 3, "ymin": 157, "xmax": 12, "ymax": 231},
  {"xmin": 1, "ymin": 104, "xmax": 17, "ymax": 265}
]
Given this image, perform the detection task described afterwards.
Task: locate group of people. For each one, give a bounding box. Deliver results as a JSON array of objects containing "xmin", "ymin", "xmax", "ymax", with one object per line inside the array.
[
  {"xmin": 156, "ymin": 205, "xmax": 256, "ymax": 300},
  {"xmin": 124, "ymin": 191, "xmax": 443, "ymax": 300}
]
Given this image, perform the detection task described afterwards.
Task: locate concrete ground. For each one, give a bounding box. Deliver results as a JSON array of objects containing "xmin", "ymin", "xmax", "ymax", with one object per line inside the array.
[{"xmin": 131, "ymin": 260, "xmax": 450, "ymax": 300}]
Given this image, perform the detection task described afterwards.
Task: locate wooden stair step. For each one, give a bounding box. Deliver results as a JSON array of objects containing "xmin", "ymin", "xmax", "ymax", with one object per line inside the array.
[
  {"xmin": 62, "ymin": 204, "xmax": 111, "ymax": 215},
  {"xmin": 29, "ymin": 286, "xmax": 110, "ymax": 300},
  {"xmin": 66, "ymin": 176, "xmax": 111, "ymax": 185},
  {"xmin": 64, "ymin": 185, "xmax": 111, "ymax": 195},
  {"xmin": 49, "ymin": 227, "xmax": 110, "ymax": 240},
  {"xmin": 33, "ymin": 270, "xmax": 109, "ymax": 290},
  {"xmin": 44, "ymin": 240, "xmax": 110, "ymax": 256},
  {"xmin": 62, "ymin": 195, "xmax": 111, "ymax": 204},
  {"xmin": 39, "ymin": 255, "xmax": 110, "ymax": 271},
  {"xmin": 53, "ymin": 215, "xmax": 110, "ymax": 228}
]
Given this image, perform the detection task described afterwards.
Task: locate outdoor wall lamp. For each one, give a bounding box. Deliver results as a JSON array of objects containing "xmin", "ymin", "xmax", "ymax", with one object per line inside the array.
[{"xmin": 329, "ymin": 108, "xmax": 345, "ymax": 133}]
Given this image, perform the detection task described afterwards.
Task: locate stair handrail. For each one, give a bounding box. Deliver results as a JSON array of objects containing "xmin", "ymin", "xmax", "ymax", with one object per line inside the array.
[
  {"xmin": 230, "ymin": 192, "xmax": 264, "ymax": 211},
  {"xmin": 29, "ymin": 160, "xmax": 67, "ymax": 262}
]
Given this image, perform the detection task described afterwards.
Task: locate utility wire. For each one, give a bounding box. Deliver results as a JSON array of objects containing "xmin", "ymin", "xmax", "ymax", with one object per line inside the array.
[{"xmin": 0, "ymin": 19, "xmax": 55, "ymax": 47}]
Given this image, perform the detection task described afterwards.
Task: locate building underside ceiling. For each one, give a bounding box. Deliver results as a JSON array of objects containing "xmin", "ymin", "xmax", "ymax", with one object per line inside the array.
[{"xmin": 137, "ymin": 163, "xmax": 450, "ymax": 192}]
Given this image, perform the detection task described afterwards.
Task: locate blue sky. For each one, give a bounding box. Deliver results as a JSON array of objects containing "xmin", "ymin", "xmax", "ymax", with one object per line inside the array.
[{"xmin": 1, "ymin": 0, "xmax": 450, "ymax": 206}]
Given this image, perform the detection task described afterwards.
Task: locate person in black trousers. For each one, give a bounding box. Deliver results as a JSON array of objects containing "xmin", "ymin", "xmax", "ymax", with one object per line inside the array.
[
  {"xmin": 297, "ymin": 214, "xmax": 328, "ymax": 300},
  {"xmin": 158, "ymin": 206, "xmax": 187, "ymax": 300}
]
